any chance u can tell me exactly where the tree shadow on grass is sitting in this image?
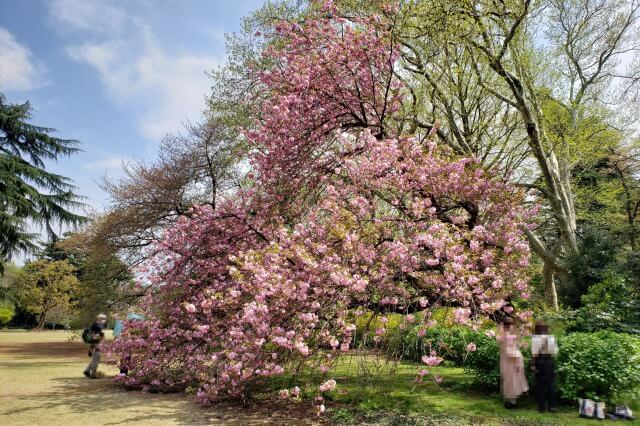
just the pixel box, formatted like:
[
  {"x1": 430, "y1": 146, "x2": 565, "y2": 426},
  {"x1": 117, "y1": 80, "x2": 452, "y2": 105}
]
[
  {"x1": 0, "y1": 335, "x2": 323, "y2": 425},
  {"x1": 1, "y1": 375, "x2": 323, "y2": 425},
  {"x1": 0, "y1": 341, "x2": 86, "y2": 358}
]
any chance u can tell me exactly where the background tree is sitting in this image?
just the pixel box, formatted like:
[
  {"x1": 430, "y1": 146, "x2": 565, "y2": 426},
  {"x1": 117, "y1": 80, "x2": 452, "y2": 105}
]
[
  {"x1": 0, "y1": 263, "x2": 18, "y2": 327},
  {"x1": 54, "y1": 229, "x2": 135, "y2": 325},
  {"x1": 95, "y1": 121, "x2": 244, "y2": 269},
  {"x1": 0, "y1": 93, "x2": 86, "y2": 272},
  {"x1": 609, "y1": 142, "x2": 640, "y2": 249},
  {"x1": 0, "y1": 262, "x2": 20, "y2": 304},
  {"x1": 15, "y1": 259, "x2": 79, "y2": 328},
  {"x1": 379, "y1": 0, "x2": 640, "y2": 308}
]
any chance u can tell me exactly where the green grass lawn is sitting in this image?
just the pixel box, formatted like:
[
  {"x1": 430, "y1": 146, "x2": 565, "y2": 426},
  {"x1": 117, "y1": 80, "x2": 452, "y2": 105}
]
[
  {"x1": 262, "y1": 353, "x2": 639, "y2": 425},
  {"x1": 1, "y1": 330, "x2": 637, "y2": 425}
]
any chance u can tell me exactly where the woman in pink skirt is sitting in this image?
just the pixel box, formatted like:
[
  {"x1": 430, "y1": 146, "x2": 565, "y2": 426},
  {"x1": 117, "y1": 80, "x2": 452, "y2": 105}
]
[{"x1": 497, "y1": 317, "x2": 528, "y2": 408}]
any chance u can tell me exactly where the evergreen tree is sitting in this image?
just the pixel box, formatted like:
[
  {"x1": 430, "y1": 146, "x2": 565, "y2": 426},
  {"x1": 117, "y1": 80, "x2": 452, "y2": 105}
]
[{"x1": 0, "y1": 93, "x2": 86, "y2": 272}]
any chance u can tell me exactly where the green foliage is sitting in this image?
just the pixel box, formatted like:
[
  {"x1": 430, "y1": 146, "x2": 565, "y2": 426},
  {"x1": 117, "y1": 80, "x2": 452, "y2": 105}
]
[
  {"x1": 556, "y1": 331, "x2": 640, "y2": 402},
  {"x1": 375, "y1": 316, "x2": 640, "y2": 403},
  {"x1": 0, "y1": 301, "x2": 14, "y2": 326},
  {"x1": 15, "y1": 259, "x2": 79, "y2": 328},
  {"x1": 353, "y1": 308, "x2": 463, "y2": 351},
  {"x1": 550, "y1": 272, "x2": 640, "y2": 335},
  {"x1": 387, "y1": 325, "x2": 475, "y2": 365},
  {"x1": 376, "y1": 320, "x2": 516, "y2": 389},
  {"x1": 0, "y1": 262, "x2": 19, "y2": 304},
  {"x1": 461, "y1": 332, "x2": 502, "y2": 389},
  {"x1": 44, "y1": 235, "x2": 135, "y2": 326},
  {"x1": 352, "y1": 311, "x2": 403, "y2": 348},
  {"x1": 623, "y1": 251, "x2": 640, "y2": 292},
  {"x1": 560, "y1": 226, "x2": 618, "y2": 308},
  {"x1": 0, "y1": 93, "x2": 85, "y2": 272}
]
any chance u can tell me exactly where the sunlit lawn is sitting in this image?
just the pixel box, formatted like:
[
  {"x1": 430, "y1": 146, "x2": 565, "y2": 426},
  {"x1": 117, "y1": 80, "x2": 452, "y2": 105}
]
[{"x1": 0, "y1": 330, "x2": 318, "y2": 425}]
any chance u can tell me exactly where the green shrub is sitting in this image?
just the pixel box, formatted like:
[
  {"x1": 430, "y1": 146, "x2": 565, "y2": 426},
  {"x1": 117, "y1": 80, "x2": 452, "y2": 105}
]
[
  {"x1": 461, "y1": 332, "x2": 501, "y2": 388},
  {"x1": 0, "y1": 301, "x2": 15, "y2": 327},
  {"x1": 463, "y1": 330, "x2": 640, "y2": 400},
  {"x1": 560, "y1": 227, "x2": 618, "y2": 308},
  {"x1": 547, "y1": 273, "x2": 640, "y2": 335},
  {"x1": 355, "y1": 309, "x2": 640, "y2": 403},
  {"x1": 556, "y1": 331, "x2": 640, "y2": 402},
  {"x1": 352, "y1": 311, "x2": 404, "y2": 349},
  {"x1": 381, "y1": 322, "x2": 519, "y2": 389},
  {"x1": 386, "y1": 326, "x2": 480, "y2": 364}
]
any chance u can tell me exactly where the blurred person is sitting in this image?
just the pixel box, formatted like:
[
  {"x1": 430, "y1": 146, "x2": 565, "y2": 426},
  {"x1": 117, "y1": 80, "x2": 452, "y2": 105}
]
[
  {"x1": 83, "y1": 313, "x2": 107, "y2": 378},
  {"x1": 532, "y1": 321, "x2": 558, "y2": 412},
  {"x1": 497, "y1": 317, "x2": 528, "y2": 408}
]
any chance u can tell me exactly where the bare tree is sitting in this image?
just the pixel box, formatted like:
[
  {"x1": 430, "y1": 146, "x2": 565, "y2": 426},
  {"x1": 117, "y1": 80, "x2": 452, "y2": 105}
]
[{"x1": 97, "y1": 120, "x2": 246, "y2": 266}]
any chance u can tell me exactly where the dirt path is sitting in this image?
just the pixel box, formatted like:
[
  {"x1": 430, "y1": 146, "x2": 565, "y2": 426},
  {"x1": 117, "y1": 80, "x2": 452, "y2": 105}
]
[{"x1": 0, "y1": 330, "x2": 322, "y2": 425}]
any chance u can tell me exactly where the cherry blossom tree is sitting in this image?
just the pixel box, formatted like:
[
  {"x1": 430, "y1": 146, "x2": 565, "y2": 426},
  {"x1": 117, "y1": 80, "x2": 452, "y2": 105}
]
[{"x1": 112, "y1": 0, "x2": 533, "y2": 407}]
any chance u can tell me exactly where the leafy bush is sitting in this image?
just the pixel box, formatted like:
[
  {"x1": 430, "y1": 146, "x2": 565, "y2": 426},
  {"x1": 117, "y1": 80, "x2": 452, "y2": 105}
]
[
  {"x1": 463, "y1": 330, "x2": 640, "y2": 401},
  {"x1": 551, "y1": 273, "x2": 640, "y2": 335},
  {"x1": 352, "y1": 312, "x2": 404, "y2": 349},
  {"x1": 385, "y1": 326, "x2": 480, "y2": 364},
  {"x1": 380, "y1": 321, "x2": 516, "y2": 389},
  {"x1": 624, "y1": 251, "x2": 640, "y2": 292},
  {"x1": 556, "y1": 331, "x2": 640, "y2": 402},
  {"x1": 461, "y1": 332, "x2": 503, "y2": 388},
  {"x1": 0, "y1": 301, "x2": 15, "y2": 327},
  {"x1": 355, "y1": 309, "x2": 640, "y2": 403}
]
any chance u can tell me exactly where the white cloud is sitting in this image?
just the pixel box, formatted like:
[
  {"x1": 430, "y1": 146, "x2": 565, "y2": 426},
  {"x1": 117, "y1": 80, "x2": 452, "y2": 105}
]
[
  {"x1": 68, "y1": 31, "x2": 220, "y2": 140},
  {"x1": 0, "y1": 27, "x2": 45, "y2": 91},
  {"x1": 49, "y1": 0, "x2": 129, "y2": 34},
  {"x1": 82, "y1": 156, "x2": 130, "y2": 173},
  {"x1": 52, "y1": 1, "x2": 221, "y2": 141}
]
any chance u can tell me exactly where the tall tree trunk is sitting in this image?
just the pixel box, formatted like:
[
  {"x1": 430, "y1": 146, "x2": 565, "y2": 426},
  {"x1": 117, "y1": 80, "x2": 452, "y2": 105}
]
[
  {"x1": 543, "y1": 262, "x2": 559, "y2": 311},
  {"x1": 36, "y1": 312, "x2": 47, "y2": 329}
]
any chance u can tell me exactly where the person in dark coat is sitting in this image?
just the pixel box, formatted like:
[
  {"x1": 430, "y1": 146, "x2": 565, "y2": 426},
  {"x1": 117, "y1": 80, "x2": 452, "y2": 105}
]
[
  {"x1": 84, "y1": 314, "x2": 106, "y2": 378},
  {"x1": 531, "y1": 321, "x2": 558, "y2": 412}
]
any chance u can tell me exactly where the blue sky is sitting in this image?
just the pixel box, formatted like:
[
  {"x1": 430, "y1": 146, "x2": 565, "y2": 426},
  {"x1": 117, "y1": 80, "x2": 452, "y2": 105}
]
[{"x1": 0, "y1": 0, "x2": 265, "y2": 212}]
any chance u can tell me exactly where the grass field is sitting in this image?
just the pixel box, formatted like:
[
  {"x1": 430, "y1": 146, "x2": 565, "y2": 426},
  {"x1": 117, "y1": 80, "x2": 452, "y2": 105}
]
[
  {"x1": 0, "y1": 330, "x2": 637, "y2": 425},
  {"x1": 262, "y1": 352, "x2": 639, "y2": 425},
  {"x1": 0, "y1": 330, "x2": 319, "y2": 425},
  {"x1": 329, "y1": 355, "x2": 638, "y2": 425}
]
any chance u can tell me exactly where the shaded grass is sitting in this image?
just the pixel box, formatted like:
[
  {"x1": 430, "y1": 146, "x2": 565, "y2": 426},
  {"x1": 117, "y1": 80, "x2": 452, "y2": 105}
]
[{"x1": 261, "y1": 353, "x2": 639, "y2": 425}]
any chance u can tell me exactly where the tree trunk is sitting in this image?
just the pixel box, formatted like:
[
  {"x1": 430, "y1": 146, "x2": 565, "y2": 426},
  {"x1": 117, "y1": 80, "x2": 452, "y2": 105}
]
[
  {"x1": 543, "y1": 262, "x2": 559, "y2": 311},
  {"x1": 36, "y1": 313, "x2": 47, "y2": 329}
]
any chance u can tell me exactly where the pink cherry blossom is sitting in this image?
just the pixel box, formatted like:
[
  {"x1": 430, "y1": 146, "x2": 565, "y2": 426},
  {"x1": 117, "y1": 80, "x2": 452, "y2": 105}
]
[
  {"x1": 421, "y1": 355, "x2": 443, "y2": 367},
  {"x1": 319, "y1": 379, "x2": 337, "y2": 392}
]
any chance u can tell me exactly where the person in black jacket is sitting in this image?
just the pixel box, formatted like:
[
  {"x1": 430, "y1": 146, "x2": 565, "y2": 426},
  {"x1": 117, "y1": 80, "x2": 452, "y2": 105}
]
[
  {"x1": 531, "y1": 321, "x2": 558, "y2": 412},
  {"x1": 84, "y1": 314, "x2": 107, "y2": 378}
]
